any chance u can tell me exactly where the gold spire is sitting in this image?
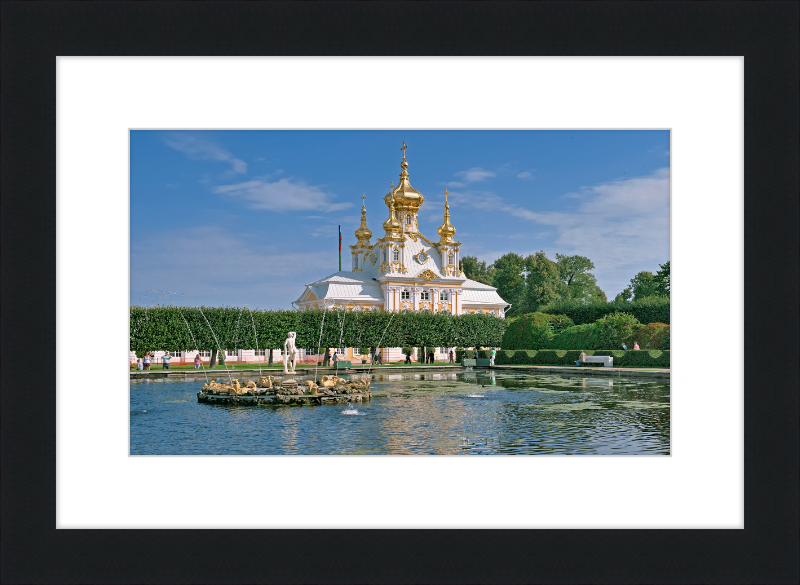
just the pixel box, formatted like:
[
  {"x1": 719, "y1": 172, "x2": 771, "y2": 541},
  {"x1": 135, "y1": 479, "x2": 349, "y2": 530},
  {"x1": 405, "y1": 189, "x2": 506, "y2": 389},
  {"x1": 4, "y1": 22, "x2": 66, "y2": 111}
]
[
  {"x1": 437, "y1": 188, "x2": 457, "y2": 243},
  {"x1": 354, "y1": 193, "x2": 372, "y2": 244},
  {"x1": 384, "y1": 141, "x2": 424, "y2": 211},
  {"x1": 382, "y1": 182, "x2": 401, "y2": 235}
]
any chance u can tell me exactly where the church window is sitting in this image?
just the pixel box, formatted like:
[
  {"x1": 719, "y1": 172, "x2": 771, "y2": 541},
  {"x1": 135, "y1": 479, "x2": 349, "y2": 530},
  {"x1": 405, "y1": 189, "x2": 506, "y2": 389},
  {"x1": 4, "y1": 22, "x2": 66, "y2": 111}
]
[
  {"x1": 448, "y1": 252, "x2": 454, "y2": 265},
  {"x1": 353, "y1": 256, "x2": 358, "y2": 270},
  {"x1": 420, "y1": 291, "x2": 429, "y2": 301},
  {"x1": 393, "y1": 249, "x2": 399, "y2": 261},
  {"x1": 401, "y1": 290, "x2": 410, "y2": 300},
  {"x1": 406, "y1": 214, "x2": 412, "y2": 225},
  {"x1": 383, "y1": 249, "x2": 387, "y2": 263},
  {"x1": 440, "y1": 291, "x2": 449, "y2": 302}
]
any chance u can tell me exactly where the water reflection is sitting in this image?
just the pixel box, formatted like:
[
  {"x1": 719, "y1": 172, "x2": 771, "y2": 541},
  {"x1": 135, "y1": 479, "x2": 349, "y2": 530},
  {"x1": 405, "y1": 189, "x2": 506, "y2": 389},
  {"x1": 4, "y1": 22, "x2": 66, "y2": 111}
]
[{"x1": 130, "y1": 371, "x2": 670, "y2": 455}]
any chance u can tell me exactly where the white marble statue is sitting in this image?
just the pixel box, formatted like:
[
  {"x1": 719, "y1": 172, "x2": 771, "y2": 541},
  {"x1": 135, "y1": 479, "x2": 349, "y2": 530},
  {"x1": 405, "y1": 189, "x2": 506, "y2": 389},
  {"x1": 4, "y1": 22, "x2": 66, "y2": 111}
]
[{"x1": 283, "y1": 331, "x2": 298, "y2": 374}]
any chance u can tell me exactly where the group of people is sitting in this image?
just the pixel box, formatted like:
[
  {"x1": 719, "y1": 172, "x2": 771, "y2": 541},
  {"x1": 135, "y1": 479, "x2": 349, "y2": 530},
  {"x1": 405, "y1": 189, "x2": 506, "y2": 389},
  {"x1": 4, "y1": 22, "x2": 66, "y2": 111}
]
[{"x1": 134, "y1": 351, "x2": 206, "y2": 371}]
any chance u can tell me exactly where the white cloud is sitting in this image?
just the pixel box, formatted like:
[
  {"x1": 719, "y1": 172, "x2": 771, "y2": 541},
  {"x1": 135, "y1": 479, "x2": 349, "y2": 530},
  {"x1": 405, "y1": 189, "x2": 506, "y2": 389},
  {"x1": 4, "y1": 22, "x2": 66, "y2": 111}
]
[
  {"x1": 516, "y1": 171, "x2": 532, "y2": 178},
  {"x1": 130, "y1": 226, "x2": 335, "y2": 309},
  {"x1": 214, "y1": 178, "x2": 351, "y2": 212},
  {"x1": 454, "y1": 168, "x2": 670, "y2": 297},
  {"x1": 455, "y1": 167, "x2": 496, "y2": 183},
  {"x1": 164, "y1": 134, "x2": 247, "y2": 174}
]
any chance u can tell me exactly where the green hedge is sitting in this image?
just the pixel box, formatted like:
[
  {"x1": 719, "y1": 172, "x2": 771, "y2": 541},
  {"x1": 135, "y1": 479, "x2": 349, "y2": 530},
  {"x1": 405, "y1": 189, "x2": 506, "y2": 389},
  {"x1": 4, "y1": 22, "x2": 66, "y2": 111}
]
[
  {"x1": 495, "y1": 349, "x2": 669, "y2": 368},
  {"x1": 131, "y1": 306, "x2": 507, "y2": 354},
  {"x1": 537, "y1": 296, "x2": 670, "y2": 325},
  {"x1": 500, "y1": 312, "x2": 575, "y2": 350}
]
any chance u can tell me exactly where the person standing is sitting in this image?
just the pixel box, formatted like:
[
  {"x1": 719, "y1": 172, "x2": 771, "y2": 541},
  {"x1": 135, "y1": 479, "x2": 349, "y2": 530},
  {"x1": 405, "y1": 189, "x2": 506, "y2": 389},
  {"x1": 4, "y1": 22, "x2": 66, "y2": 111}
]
[
  {"x1": 473, "y1": 349, "x2": 479, "y2": 360},
  {"x1": 448, "y1": 350, "x2": 454, "y2": 364},
  {"x1": 633, "y1": 342, "x2": 640, "y2": 350},
  {"x1": 323, "y1": 349, "x2": 331, "y2": 367},
  {"x1": 621, "y1": 343, "x2": 628, "y2": 353},
  {"x1": 194, "y1": 353, "x2": 201, "y2": 369},
  {"x1": 490, "y1": 348, "x2": 496, "y2": 366},
  {"x1": 162, "y1": 351, "x2": 172, "y2": 370},
  {"x1": 332, "y1": 352, "x2": 338, "y2": 367},
  {"x1": 137, "y1": 358, "x2": 143, "y2": 370},
  {"x1": 404, "y1": 350, "x2": 412, "y2": 364},
  {"x1": 143, "y1": 352, "x2": 151, "y2": 370}
]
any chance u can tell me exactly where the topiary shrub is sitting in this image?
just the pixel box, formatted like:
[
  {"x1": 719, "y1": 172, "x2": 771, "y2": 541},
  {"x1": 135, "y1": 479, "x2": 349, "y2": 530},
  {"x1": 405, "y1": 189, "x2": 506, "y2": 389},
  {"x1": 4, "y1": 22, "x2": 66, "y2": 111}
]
[
  {"x1": 548, "y1": 323, "x2": 598, "y2": 350},
  {"x1": 500, "y1": 312, "x2": 559, "y2": 349},
  {"x1": 594, "y1": 312, "x2": 640, "y2": 349},
  {"x1": 625, "y1": 323, "x2": 670, "y2": 349}
]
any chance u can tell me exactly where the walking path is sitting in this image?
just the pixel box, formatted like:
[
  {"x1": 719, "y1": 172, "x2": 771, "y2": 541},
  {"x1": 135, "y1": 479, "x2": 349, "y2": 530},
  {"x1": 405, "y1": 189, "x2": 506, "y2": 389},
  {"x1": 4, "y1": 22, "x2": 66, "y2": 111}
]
[{"x1": 130, "y1": 364, "x2": 669, "y2": 381}]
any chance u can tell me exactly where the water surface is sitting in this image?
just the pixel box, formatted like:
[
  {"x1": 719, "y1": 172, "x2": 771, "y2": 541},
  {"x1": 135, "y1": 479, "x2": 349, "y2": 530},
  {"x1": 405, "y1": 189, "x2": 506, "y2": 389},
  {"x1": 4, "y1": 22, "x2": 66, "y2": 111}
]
[{"x1": 130, "y1": 371, "x2": 670, "y2": 455}]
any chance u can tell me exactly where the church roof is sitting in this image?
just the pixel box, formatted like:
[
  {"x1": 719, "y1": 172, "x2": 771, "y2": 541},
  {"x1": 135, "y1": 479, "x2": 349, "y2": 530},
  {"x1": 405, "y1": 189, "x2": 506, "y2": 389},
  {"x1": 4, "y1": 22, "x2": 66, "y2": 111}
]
[{"x1": 296, "y1": 271, "x2": 384, "y2": 305}]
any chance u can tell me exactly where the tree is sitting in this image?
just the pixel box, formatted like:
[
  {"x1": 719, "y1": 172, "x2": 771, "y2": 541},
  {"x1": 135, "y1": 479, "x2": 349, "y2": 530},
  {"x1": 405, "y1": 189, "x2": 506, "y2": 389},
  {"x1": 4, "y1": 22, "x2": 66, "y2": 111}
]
[
  {"x1": 523, "y1": 252, "x2": 561, "y2": 312},
  {"x1": 460, "y1": 255, "x2": 494, "y2": 285},
  {"x1": 555, "y1": 253, "x2": 608, "y2": 304},
  {"x1": 630, "y1": 271, "x2": 661, "y2": 300},
  {"x1": 491, "y1": 252, "x2": 527, "y2": 317},
  {"x1": 555, "y1": 254, "x2": 595, "y2": 287},
  {"x1": 655, "y1": 261, "x2": 670, "y2": 296},
  {"x1": 614, "y1": 287, "x2": 633, "y2": 303}
]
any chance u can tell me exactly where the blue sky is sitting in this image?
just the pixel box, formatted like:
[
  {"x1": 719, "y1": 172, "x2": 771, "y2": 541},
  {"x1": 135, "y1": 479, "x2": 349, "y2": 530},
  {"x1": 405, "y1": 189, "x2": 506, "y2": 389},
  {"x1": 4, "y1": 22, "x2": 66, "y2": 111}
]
[{"x1": 130, "y1": 130, "x2": 670, "y2": 309}]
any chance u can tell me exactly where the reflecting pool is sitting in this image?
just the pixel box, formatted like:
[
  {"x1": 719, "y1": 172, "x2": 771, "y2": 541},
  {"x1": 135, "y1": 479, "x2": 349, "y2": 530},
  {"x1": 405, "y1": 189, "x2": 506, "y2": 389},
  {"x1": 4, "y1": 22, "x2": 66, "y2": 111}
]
[{"x1": 130, "y1": 371, "x2": 670, "y2": 455}]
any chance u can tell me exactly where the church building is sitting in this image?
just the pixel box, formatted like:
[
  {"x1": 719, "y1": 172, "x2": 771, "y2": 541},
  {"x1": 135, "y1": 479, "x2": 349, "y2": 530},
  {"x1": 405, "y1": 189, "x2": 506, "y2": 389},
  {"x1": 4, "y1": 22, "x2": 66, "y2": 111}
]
[{"x1": 293, "y1": 143, "x2": 509, "y2": 361}]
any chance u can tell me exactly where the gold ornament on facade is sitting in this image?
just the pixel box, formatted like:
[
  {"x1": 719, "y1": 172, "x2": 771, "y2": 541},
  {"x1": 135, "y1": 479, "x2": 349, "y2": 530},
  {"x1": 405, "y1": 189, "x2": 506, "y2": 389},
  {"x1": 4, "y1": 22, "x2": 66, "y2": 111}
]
[
  {"x1": 419, "y1": 269, "x2": 437, "y2": 282},
  {"x1": 415, "y1": 251, "x2": 428, "y2": 264}
]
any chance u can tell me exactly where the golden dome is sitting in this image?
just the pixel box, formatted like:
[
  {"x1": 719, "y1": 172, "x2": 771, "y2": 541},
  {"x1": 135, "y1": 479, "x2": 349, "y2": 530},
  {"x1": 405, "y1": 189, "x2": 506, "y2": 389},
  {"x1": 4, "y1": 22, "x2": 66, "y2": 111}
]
[
  {"x1": 383, "y1": 141, "x2": 425, "y2": 211},
  {"x1": 437, "y1": 188, "x2": 457, "y2": 243},
  {"x1": 382, "y1": 184, "x2": 402, "y2": 234},
  {"x1": 354, "y1": 194, "x2": 372, "y2": 243}
]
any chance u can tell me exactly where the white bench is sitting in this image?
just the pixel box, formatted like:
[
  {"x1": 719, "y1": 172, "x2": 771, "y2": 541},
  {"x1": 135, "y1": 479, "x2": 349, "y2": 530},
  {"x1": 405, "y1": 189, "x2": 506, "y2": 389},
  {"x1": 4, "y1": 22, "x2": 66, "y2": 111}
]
[{"x1": 580, "y1": 356, "x2": 614, "y2": 367}]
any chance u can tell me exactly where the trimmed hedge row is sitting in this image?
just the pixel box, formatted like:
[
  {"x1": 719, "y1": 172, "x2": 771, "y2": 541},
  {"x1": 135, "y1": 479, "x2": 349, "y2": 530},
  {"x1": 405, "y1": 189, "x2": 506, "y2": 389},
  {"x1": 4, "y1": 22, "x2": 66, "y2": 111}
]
[
  {"x1": 131, "y1": 306, "x2": 508, "y2": 353},
  {"x1": 537, "y1": 296, "x2": 670, "y2": 325},
  {"x1": 493, "y1": 349, "x2": 670, "y2": 368}
]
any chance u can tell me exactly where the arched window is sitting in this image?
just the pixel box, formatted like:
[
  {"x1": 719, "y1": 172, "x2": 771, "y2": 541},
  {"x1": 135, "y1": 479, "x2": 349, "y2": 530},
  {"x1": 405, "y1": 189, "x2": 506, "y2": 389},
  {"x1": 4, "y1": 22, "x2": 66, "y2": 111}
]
[
  {"x1": 353, "y1": 256, "x2": 358, "y2": 270},
  {"x1": 406, "y1": 214, "x2": 412, "y2": 225},
  {"x1": 393, "y1": 248, "x2": 399, "y2": 261},
  {"x1": 448, "y1": 252, "x2": 454, "y2": 265},
  {"x1": 383, "y1": 249, "x2": 387, "y2": 263}
]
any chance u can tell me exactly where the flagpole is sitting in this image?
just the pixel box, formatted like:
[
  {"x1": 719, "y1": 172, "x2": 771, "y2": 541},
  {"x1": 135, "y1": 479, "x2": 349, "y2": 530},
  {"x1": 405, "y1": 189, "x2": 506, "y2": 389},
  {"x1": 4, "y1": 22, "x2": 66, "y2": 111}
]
[{"x1": 338, "y1": 225, "x2": 341, "y2": 271}]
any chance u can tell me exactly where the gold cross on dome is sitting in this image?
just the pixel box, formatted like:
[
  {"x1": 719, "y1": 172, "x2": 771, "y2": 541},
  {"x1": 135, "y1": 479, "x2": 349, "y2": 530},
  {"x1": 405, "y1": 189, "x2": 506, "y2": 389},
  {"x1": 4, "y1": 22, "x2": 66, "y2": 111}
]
[
  {"x1": 361, "y1": 193, "x2": 366, "y2": 204},
  {"x1": 400, "y1": 141, "x2": 408, "y2": 157}
]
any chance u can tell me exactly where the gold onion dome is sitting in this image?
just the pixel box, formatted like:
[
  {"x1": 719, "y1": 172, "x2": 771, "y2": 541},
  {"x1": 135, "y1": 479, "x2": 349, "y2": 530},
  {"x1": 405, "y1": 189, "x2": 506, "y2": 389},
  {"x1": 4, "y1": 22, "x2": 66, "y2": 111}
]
[
  {"x1": 384, "y1": 141, "x2": 424, "y2": 211},
  {"x1": 437, "y1": 188, "x2": 457, "y2": 242},
  {"x1": 354, "y1": 194, "x2": 372, "y2": 242},
  {"x1": 382, "y1": 183, "x2": 402, "y2": 233}
]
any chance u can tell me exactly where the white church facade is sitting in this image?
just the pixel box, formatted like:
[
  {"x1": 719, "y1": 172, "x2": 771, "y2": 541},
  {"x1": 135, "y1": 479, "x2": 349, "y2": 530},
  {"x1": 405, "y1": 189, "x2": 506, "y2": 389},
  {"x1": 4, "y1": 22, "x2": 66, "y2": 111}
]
[{"x1": 293, "y1": 143, "x2": 509, "y2": 362}]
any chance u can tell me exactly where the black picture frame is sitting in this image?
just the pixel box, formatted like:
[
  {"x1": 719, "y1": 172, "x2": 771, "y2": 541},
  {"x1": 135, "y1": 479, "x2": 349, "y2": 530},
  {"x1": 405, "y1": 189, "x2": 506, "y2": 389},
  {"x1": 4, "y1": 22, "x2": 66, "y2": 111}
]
[{"x1": 2, "y1": 2, "x2": 797, "y2": 583}]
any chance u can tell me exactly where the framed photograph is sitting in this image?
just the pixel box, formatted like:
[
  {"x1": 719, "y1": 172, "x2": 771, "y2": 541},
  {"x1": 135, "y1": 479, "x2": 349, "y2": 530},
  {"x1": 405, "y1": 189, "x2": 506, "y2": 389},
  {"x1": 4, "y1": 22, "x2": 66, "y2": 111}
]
[{"x1": 3, "y1": 2, "x2": 797, "y2": 583}]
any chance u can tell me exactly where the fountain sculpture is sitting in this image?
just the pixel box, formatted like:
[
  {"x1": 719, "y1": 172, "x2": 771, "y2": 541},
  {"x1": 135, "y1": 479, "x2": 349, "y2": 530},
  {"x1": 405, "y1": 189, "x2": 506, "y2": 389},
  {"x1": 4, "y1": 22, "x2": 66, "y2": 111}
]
[{"x1": 197, "y1": 332, "x2": 372, "y2": 406}]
